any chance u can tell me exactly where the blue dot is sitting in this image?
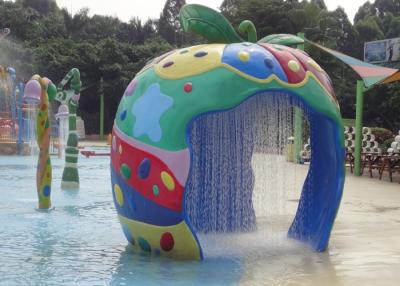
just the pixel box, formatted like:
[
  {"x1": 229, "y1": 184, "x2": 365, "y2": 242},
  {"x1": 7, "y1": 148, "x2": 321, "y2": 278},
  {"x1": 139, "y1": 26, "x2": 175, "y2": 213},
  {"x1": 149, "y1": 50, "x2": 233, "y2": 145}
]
[
  {"x1": 138, "y1": 237, "x2": 151, "y2": 252},
  {"x1": 120, "y1": 110, "x2": 127, "y2": 121},
  {"x1": 137, "y1": 158, "x2": 151, "y2": 179},
  {"x1": 43, "y1": 185, "x2": 51, "y2": 197},
  {"x1": 264, "y1": 57, "x2": 274, "y2": 69},
  {"x1": 194, "y1": 51, "x2": 208, "y2": 58}
]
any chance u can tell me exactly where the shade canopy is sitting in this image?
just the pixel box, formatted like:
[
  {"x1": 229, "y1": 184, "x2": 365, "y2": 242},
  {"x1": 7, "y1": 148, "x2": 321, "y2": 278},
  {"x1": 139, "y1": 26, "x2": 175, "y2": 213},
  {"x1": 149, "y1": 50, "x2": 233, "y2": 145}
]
[{"x1": 308, "y1": 41, "x2": 399, "y2": 88}]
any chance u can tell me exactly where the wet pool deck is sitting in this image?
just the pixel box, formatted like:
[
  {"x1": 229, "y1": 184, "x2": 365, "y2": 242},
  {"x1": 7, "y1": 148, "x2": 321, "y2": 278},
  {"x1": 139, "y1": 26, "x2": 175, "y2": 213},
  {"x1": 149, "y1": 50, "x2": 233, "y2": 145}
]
[
  {"x1": 77, "y1": 141, "x2": 400, "y2": 285},
  {"x1": 327, "y1": 170, "x2": 400, "y2": 286},
  {"x1": 1, "y1": 142, "x2": 398, "y2": 285}
]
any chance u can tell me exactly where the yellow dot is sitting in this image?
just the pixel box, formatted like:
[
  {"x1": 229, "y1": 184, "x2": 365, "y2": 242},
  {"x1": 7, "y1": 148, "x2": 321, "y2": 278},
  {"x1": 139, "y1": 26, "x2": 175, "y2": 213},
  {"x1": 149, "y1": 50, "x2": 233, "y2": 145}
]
[
  {"x1": 161, "y1": 171, "x2": 175, "y2": 191},
  {"x1": 238, "y1": 51, "x2": 250, "y2": 62},
  {"x1": 114, "y1": 184, "x2": 124, "y2": 206},
  {"x1": 288, "y1": 60, "x2": 300, "y2": 72},
  {"x1": 119, "y1": 144, "x2": 123, "y2": 154},
  {"x1": 307, "y1": 59, "x2": 323, "y2": 72}
]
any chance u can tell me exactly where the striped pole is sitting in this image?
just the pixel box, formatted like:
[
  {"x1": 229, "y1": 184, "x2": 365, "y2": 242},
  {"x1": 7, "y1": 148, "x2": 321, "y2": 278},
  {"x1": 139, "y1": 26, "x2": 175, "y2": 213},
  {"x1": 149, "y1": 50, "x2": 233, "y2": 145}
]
[
  {"x1": 61, "y1": 97, "x2": 80, "y2": 189},
  {"x1": 57, "y1": 69, "x2": 82, "y2": 189}
]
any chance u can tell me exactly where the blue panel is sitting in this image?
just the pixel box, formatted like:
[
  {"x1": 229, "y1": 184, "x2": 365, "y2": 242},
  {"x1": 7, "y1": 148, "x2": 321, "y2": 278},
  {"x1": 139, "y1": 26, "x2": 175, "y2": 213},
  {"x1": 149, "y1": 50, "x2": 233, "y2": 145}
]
[
  {"x1": 111, "y1": 167, "x2": 183, "y2": 226},
  {"x1": 288, "y1": 111, "x2": 345, "y2": 251},
  {"x1": 222, "y1": 43, "x2": 288, "y2": 81}
]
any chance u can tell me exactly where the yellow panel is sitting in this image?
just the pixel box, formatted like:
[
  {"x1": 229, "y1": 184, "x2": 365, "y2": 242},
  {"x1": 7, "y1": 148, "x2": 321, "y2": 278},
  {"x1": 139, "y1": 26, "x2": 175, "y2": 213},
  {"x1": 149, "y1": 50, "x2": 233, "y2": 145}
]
[
  {"x1": 154, "y1": 44, "x2": 225, "y2": 79},
  {"x1": 119, "y1": 215, "x2": 202, "y2": 260}
]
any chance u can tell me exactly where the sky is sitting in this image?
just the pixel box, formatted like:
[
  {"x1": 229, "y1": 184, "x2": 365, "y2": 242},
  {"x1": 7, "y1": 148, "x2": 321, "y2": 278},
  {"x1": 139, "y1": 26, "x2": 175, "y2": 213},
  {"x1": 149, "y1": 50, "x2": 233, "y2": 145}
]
[{"x1": 56, "y1": 0, "x2": 371, "y2": 23}]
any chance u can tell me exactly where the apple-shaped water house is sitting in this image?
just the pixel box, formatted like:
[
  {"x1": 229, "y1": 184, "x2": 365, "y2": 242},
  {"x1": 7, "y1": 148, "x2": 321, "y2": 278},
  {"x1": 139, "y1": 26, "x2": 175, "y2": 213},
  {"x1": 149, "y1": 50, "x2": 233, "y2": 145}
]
[{"x1": 110, "y1": 5, "x2": 345, "y2": 260}]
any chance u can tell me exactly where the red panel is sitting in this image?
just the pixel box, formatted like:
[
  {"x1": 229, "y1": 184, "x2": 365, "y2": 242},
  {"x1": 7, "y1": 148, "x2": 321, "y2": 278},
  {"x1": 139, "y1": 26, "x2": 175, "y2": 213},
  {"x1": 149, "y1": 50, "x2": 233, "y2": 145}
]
[
  {"x1": 111, "y1": 130, "x2": 184, "y2": 212},
  {"x1": 261, "y1": 44, "x2": 307, "y2": 84},
  {"x1": 279, "y1": 46, "x2": 337, "y2": 103}
]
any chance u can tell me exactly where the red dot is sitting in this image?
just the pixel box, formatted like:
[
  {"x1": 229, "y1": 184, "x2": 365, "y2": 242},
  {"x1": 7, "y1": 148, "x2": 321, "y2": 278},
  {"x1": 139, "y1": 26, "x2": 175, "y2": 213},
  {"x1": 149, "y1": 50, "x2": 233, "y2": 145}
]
[
  {"x1": 184, "y1": 83, "x2": 193, "y2": 93},
  {"x1": 160, "y1": 232, "x2": 174, "y2": 251}
]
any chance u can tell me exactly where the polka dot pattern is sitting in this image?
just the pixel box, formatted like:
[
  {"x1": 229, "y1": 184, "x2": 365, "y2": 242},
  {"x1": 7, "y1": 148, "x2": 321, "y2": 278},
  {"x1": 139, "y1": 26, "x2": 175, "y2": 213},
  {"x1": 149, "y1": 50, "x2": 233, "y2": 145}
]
[
  {"x1": 153, "y1": 185, "x2": 160, "y2": 196},
  {"x1": 194, "y1": 51, "x2": 208, "y2": 58},
  {"x1": 138, "y1": 158, "x2": 151, "y2": 179},
  {"x1": 184, "y1": 83, "x2": 193, "y2": 93},
  {"x1": 43, "y1": 185, "x2": 51, "y2": 197},
  {"x1": 222, "y1": 43, "x2": 288, "y2": 81},
  {"x1": 120, "y1": 110, "x2": 127, "y2": 121},
  {"x1": 121, "y1": 164, "x2": 132, "y2": 180},
  {"x1": 111, "y1": 131, "x2": 185, "y2": 212},
  {"x1": 160, "y1": 232, "x2": 174, "y2": 251},
  {"x1": 114, "y1": 184, "x2": 124, "y2": 206},
  {"x1": 163, "y1": 61, "x2": 174, "y2": 68},
  {"x1": 161, "y1": 171, "x2": 175, "y2": 191},
  {"x1": 238, "y1": 50, "x2": 250, "y2": 62},
  {"x1": 288, "y1": 60, "x2": 300, "y2": 72},
  {"x1": 138, "y1": 237, "x2": 151, "y2": 252}
]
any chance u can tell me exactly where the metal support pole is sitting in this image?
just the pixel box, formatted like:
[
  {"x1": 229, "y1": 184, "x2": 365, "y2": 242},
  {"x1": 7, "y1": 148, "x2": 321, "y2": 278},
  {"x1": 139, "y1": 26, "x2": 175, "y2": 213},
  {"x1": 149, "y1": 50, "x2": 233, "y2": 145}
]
[
  {"x1": 354, "y1": 80, "x2": 365, "y2": 176},
  {"x1": 99, "y1": 77, "x2": 104, "y2": 140}
]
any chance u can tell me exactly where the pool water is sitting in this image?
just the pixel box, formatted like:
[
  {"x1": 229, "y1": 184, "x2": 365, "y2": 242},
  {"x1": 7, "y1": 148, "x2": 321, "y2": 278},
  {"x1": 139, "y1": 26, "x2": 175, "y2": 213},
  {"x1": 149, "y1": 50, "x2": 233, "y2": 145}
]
[{"x1": 0, "y1": 152, "x2": 336, "y2": 286}]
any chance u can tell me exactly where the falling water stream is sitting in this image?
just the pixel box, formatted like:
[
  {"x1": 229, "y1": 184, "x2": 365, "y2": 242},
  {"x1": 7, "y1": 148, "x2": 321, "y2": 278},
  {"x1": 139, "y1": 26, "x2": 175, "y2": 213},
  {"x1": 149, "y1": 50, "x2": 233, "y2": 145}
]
[
  {"x1": 57, "y1": 116, "x2": 69, "y2": 158},
  {"x1": 26, "y1": 104, "x2": 38, "y2": 155},
  {"x1": 186, "y1": 92, "x2": 310, "y2": 257}
]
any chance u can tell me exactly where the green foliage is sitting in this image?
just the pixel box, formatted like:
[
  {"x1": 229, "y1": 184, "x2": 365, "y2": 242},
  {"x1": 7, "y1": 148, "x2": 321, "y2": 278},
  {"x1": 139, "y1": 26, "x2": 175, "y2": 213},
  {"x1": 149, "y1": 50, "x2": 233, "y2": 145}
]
[
  {"x1": 1, "y1": 0, "x2": 400, "y2": 134},
  {"x1": 0, "y1": 0, "x2": 173, "y2": 134},
  {"x1": 158, "y1": 0, "x2": 186, "y2": 46}
]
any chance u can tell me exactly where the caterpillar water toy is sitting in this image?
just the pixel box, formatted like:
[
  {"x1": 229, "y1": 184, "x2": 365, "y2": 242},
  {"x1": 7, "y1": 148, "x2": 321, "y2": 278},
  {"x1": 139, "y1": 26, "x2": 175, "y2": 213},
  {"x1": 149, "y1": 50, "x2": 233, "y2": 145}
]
[
  {"x1": 24, "y1": 76, "x2": 57, "y2": 209},
  {"x1": 111, "y1": 5, "x2": 345, "y2": 260}
]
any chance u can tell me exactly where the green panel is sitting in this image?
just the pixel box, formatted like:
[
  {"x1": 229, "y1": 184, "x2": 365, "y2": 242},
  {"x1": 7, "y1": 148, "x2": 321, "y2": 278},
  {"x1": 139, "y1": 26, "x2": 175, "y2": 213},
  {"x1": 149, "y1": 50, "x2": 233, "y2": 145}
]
[
  {"x1": 258, "y1": 34, "x2": 305, "y2": 46},
  {"x1": 115, "y1": 67, "x2": 343, "y2": 152},
  {"x1": 180, "y1": 4, "x2": 244, "y2": 43}
]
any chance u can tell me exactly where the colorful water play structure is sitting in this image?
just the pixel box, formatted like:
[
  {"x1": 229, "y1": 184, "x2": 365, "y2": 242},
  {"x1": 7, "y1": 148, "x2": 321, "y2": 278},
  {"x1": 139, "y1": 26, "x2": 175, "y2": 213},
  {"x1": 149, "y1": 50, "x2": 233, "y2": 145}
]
[
  {"x1": 0, "y1": 65, "x2": 27, "y2": 155},
  {"x1": 111, "y1": 5, "x2": 345, "y2": 260},
  {"x1": 23, "y1": 76, "x2": 56, "y2": 209},
  {"x1": 55, "y1": 69, "x2": 82, "y2": 189},
  {"x1": 23, "y1": 69, "x2": 82, "y2": 209}
]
